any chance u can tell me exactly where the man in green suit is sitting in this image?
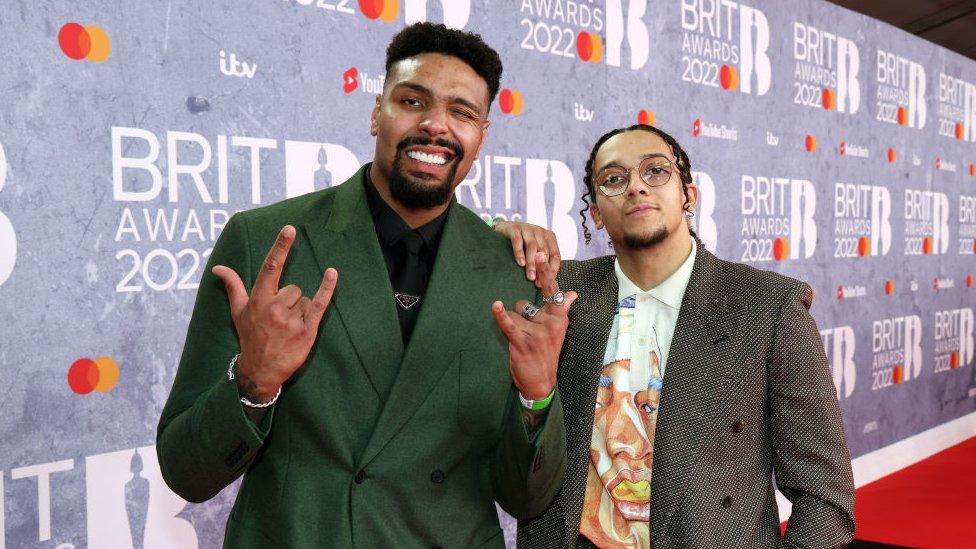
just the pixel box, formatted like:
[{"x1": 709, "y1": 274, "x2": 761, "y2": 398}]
[{"x1": 156, "y1": 23, "x2": 571, "y2": 547}]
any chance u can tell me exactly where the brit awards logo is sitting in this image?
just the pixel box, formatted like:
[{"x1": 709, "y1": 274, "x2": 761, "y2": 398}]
[
  {"x1": 871, "y1": 315, "x2": 922, "y2": 390},
  {"x1": 937, "y1": 72, "x2": 976, "y2": 141},
  {"x1": 691, "y1": 171, "x2": 718, "y2": 251},
  {"x1": 792, "y1": 22, "x2": 860, "y2": 112},
  {"x1": 832, "y1": 182, "x2": 891, "y2": 258},
  {"x1": 680, "y1": 0, "x2": 771, "y2": 94},
  {"x1": 820, "y1": 326, "x2": 856, "y2": 399},
  {"x1": 739, "y1": 174, "x2": 816, "y2": 262},
  {"x1": 958, "y1": 195, "x2": 976, "y2": 255},
  {"x1": 933, "y1": 308, "x2": 974, "y2": 374},
  {"x1": 903, "y1": 189, "x2": 949, "y2": 255},
  {"x1": 875, "y1": 49, "x2": 926, "y2": 128},
  {"x1": 0, "y1": 141, "x2": 15, "y2": 287}
]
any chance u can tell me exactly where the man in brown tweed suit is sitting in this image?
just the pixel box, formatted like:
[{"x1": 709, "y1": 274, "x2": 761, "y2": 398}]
[{"x1": 498, "y1": 124, "x2": 855, "y2": 548}]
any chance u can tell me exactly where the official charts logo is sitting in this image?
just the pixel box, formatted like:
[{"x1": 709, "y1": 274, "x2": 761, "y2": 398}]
[
  {"x1": 833, "y1": 182, "x2": 891, "y2": 258},
  {"x1": 820, "y1": 326, "x2": 856, "y2": 399},
  {"x1": 67, "y1": 356, "x2": 120, "y2": 395},
  {"x1": 872, "y1": 315, "x2": 923, "y2": 390},
  {"x1": 0, "y1": 141, "x2": 14, "y2": 287},
  {"x1": 739, "y1": 175, "x2": 816, "y2": 262},
  {"x1": 792, "y1": 23, "x2": 860, "y2": 113},
  {"x1": 58, "y1": 22, "x2": 111, "y2": 63},
  {"x1": 875, "y1": 49, "x2": 926, "y2": 128},
  {"x1": 680, "y1": 0, "x2": 771, "y2": 95},
  {"x1": 937, "y1": 72, "x2": 976, "y2": 141}
]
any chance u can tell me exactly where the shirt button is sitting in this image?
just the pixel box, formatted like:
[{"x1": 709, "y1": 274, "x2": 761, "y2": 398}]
[
  {"x1": 721, "y1": 496, "x2": 734, "y2": 508},
  {"x1": 430, "y1": 469, "x2": 445, "y2": 484},
  {"x1": 731, "y1": 420, "x2": 744, "y2": 433},
  {"x1": 354, "y1": 470, "x2": 366, "y2": 484},
  {"x1": 638, "y1": 337, "x2": 647, "y2": 346}
]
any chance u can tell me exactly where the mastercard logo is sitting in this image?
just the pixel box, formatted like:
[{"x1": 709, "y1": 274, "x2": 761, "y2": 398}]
[
  {"x1": 58, "y1": 22, "x2": 111, "y2": 63},
  {"x1": 858, "y1": 236, "x2": 870, "y2": 256},
  {"x1": 969, "y1": 163, "x2": 975, "y2": 176},
  {"x1": 885, "y1": 280, "x2": 895, "y2": 295},
  {"x1": 822, "y1": 88, "x2": 836, "y2": 110},
  {"x1": 897, "y1": 106, "x2": 908, "y2": 125},
  {"x1": 772, "y1": 238, "x2": 789, "y2": 261},
  {"x1": 637, "y1": 109, "x2": 655, "y2": 126},
  {"x1": 955, "y1": 122, "x2": 964, "y2": 140},
  {"x1": 950, "y1": 351, "x2": 960, "y2": 369},
  {"x1": 498, "y1": 89, "x2": 523, "y2": 116},
  {"x1": 887, "y1": 148, "x2": 897, "y2": 163},
  {"x1": 804, "y1": 135, "x2": 817, "y2": 152},
  {"x1": 719, "y1": 65, "x2": 738, "y2": 91},
  {"x1": 68, "y1": 356, "x2": 119, "y2": 395},
  {"x1": 966, "y1": 274, "x2": 973, "y2": 288},
  {"x1": 576, "y1": 32, "x2": 604, "y2": 64},
  {"x1": 359, "y1": 0, "x2": 398, "y2": 22},
  {"x1": 923, "y1": 237, "x2": 933, "y2": 255},
  {"x1": 892, "y1": 364, "x2": 904, "y2": 384}
]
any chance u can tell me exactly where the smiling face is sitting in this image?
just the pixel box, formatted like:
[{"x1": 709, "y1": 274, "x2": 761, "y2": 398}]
[
  {"x1": 370, "y1": 53, "x2": 490, "y2": 210},
  {"x1": 590, "y1": 130, "x2": 697, "y2": 251}
]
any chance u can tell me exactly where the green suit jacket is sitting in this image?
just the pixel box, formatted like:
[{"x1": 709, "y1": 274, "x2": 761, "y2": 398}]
[{"x1": 156, "y1": 165, "x2": 567, "y2": 548}]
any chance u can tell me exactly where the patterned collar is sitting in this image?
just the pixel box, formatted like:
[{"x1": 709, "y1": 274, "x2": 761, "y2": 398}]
[{"x1": 615, "y1": 242, "x2": 696, "y2": 309}]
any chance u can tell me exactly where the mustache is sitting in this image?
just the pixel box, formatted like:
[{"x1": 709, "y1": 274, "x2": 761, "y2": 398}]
[{"x1": 396, "y1": 136, "x2": 464, "y2": 160}]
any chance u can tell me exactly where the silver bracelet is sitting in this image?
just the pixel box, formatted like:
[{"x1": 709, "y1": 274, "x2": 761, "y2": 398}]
[{"x1": 226, "y1": 353, "x2": 281, "y2": 409}]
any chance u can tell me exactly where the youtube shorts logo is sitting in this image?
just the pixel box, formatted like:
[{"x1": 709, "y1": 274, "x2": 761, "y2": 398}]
[{"x1": 343, "y1": 67, "x2": 359, "y2": 94}]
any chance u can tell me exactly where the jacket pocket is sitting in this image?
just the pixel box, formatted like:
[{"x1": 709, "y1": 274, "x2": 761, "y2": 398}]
[{"x1": 457, "y1": 349, "x2": 511, "y2": 436}]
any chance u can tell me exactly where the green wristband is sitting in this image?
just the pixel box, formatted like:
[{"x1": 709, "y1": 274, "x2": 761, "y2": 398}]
[{"x1": 519, "y1": 388, "x2": 555, "y2": 410}]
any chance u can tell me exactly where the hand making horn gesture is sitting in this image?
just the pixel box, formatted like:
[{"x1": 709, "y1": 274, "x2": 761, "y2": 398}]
[
  {"x1": 212, "y1": 225, "x2": 338, "y2": 403},
  {"x1": 491, "y1": 252, "x2": 578, "y2": 400}
]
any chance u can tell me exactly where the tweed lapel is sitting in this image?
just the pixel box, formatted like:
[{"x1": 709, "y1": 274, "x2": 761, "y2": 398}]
[
  {"x1": 300, "y1": 166, "x2": 404, "y2": 401},
  {"x1": 357, "y1": 200, "x2": 486, "y2": 467},
  {"x1": 650, "y1": 242, "x2": 744, "y2": 545},
  {"x1": 557, "y1": 256, "x2": 618, "y2": 546}
]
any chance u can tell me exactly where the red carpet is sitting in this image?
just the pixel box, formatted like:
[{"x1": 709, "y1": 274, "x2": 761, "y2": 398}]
[{"x1": 853, "y1": 435, "x2": 976, "y2": 548}]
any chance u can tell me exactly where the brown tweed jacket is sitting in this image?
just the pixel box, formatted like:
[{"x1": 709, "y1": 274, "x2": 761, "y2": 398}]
[{"x1": 518, "y1": 241, "x2": 856, "y2": 549}]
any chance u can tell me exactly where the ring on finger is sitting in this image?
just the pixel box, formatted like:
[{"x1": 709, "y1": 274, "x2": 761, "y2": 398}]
[
  {"x1": 542, "y1": 291, "x2": 565, "y2": 305},
  {"x1": 521, "y1": 302, "x2": 541, "y2": 320}
]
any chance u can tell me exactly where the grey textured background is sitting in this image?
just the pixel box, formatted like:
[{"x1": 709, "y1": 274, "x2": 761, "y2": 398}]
[{"x1": 0, "y1": 0, "x2": 975, "y2": 547}]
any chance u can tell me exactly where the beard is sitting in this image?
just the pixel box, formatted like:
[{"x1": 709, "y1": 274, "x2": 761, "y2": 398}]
[
  {"x1": 388, "y1": 136, "x2": 464, "y2": 209},
  {"x1": 622, "y1": 225, "x2": 669, "y2": 249}
]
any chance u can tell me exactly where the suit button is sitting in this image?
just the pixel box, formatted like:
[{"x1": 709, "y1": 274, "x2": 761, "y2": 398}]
[
  {"x1": 430, "y1": 469, "x2": 445, "y2": 484},
  {"x1": 731, "y1": 420, "x2": 744, "y2": 433},
  {"x1": 721, "y1": 496, "x2": 733, "y2": 508},
  {"x1": 354, "y1": 470, "x2": 366, "y2": 484}
]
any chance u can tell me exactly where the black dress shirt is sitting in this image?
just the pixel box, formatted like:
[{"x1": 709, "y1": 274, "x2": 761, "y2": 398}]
[{"x1": 364, "y1": 168, "x2": 448, "y2": 345}]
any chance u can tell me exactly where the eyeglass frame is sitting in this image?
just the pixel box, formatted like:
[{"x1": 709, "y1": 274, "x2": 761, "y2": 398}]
[{"x1": 594, "y1": 155, "x2": 678, "y2": 197}]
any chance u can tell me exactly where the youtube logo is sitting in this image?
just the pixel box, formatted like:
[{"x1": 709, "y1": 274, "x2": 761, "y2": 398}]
[{"x1": 343, "y1": 67, "x2": 358, "y2": 94}]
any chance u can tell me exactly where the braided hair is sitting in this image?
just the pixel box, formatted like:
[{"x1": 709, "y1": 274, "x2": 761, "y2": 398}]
[{"x1": 580, "y1": 124, "x2": 695, "y2": 244}]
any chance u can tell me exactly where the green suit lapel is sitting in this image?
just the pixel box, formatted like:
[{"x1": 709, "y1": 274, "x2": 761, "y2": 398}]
[
  {"x1": 359, "y1": 200, "x2": 488, "y2": 467},
  {"x1": 299, "y1": 166, "x2": 404, "y2": 400}
]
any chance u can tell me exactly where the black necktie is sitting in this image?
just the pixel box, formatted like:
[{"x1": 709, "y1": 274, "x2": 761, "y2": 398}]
[{"x1": 393, "y1": 231, "x2": 426, "y2": 344}]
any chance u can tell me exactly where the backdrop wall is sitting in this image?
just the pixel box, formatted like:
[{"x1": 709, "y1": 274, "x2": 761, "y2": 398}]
[{"x1": 1, "y1": 0, "x2": 975, "y2": 547}]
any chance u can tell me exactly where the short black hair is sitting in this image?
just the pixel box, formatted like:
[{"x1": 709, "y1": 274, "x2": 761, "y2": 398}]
[
  {"x1": 580, "y1": 124, "x2": 696, "y2": 244},
  {"x1": 385, "y1": 22, "x2": 503, "y2": 107}
]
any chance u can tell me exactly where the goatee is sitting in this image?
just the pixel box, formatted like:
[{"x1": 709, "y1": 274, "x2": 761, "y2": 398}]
[
  {"x1": 623, "y1": 226, "x2": 669, "y2": 249},
  {"x1": 389, "y1": 136, "x2": 463, "y2": 209}
]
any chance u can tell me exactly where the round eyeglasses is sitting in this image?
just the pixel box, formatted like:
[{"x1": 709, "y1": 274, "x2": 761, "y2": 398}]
[{"x1": 595, "y1": 157, "x2": 676, "y2": 197}]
